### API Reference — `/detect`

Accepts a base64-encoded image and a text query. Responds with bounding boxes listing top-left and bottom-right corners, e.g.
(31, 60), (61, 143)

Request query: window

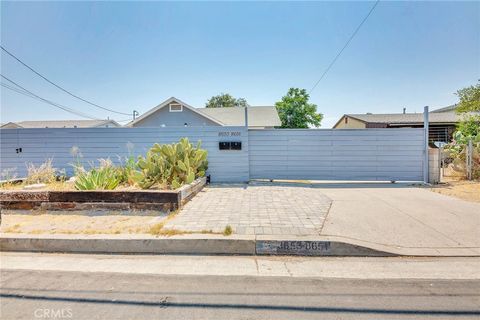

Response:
(345, 117), (348, 124)
(169, 103), (183, 112)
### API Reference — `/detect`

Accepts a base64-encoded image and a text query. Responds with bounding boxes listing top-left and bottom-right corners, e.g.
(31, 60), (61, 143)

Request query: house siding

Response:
(132, 106), (220, 127)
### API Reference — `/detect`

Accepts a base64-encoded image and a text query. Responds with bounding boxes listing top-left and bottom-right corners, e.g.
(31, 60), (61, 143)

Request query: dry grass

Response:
(25, 159), (57, 184)
(0, 180), (74, 191)
(223, 225), (233, 236)
(430, 180), (480, 202)
(0, 214), (158, 235)
(147, 210), (226, 237)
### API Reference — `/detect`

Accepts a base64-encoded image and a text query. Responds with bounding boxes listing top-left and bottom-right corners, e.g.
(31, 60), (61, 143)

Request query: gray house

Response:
(127, 97), (281, 128)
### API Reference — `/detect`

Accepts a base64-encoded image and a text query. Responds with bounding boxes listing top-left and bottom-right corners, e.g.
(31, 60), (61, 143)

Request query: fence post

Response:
(439, 145), (444, 182)
(467, 139), (473, 180)
(423, 106), (429, 183)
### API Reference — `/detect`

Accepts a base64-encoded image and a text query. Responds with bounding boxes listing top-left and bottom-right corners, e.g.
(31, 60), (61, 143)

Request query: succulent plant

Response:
(134, 138), (208, 189)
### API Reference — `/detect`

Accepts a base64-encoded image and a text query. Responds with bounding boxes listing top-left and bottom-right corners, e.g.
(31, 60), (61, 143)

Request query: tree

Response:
(205, 93), (248, 108)
(456, 81), (480, 113)
(275, 88), (323, 128)
(456, 114), (480, 140)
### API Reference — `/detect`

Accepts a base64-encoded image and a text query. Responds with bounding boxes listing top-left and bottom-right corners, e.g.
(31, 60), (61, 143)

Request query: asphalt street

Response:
(1, 267), (479, 320)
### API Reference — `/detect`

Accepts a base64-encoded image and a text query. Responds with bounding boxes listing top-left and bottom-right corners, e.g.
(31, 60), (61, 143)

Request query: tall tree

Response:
(456, 81), (480, 113)
(205, 93), (248, 108)
(275, 88), (323, 128)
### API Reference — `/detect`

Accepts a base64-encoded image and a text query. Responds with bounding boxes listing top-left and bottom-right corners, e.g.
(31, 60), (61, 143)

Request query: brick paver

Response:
(165, 183), (332, 235)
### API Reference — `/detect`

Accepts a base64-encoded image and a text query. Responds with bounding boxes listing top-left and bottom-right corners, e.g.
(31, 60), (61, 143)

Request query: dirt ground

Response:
(0, 212), (167, 235)
(430, 180), (480, 203)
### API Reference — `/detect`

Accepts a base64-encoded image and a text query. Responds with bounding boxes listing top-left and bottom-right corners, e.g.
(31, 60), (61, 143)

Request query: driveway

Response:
(317, 183), (480, 255)
(166, 182), (480, 255)
(165, 183), (332, 235)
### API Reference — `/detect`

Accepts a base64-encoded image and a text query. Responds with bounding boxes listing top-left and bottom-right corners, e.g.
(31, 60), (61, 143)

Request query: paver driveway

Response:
(165, 184), (332, 235)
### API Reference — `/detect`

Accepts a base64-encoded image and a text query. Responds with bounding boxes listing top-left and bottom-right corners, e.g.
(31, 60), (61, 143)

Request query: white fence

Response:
(0, 127), (426, 182)
(249, 128), (425, 181)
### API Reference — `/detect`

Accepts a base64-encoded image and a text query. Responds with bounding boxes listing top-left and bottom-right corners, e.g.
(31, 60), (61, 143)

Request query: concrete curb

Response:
(2, 233), (478, 256)
(0, 234), (255, 255)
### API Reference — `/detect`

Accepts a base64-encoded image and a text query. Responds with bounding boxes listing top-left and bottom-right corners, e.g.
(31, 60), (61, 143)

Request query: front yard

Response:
(1, 212), (165, 235)
(430, 180), (480, 203)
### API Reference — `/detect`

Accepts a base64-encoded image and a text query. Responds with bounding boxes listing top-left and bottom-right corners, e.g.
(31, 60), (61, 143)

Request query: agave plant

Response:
(74, 164), (121, 190)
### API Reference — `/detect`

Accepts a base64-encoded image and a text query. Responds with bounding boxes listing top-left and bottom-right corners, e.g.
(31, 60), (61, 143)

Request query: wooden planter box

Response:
(0, 177), (206, 212)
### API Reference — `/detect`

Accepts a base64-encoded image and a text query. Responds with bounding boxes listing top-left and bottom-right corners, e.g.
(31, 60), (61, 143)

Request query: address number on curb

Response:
(256, 241), (332, 255)
(278, 241), (331, 251)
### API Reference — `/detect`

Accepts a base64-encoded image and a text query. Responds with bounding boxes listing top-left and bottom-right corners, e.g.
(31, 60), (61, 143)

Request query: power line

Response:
(1, 75), (100, 120)
(1, 82), (99, 120)
(0, 45), (131, 116)
(1, 80), (99, 120)
(309, 0), (380, 94)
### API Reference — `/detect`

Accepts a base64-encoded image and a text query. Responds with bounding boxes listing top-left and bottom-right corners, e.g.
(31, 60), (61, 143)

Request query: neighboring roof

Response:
(431, 104), (457, 113)
(0, 119), (120, 129)
(127, 97), (225, 127)
(338, 111), (478, 127)
(199, 106), (281, 127)
(127, 97), (282, 127)
(0, 122), (22, 129)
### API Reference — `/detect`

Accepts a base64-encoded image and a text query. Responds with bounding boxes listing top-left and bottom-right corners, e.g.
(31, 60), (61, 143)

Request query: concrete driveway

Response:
(317, 183), (480, 256)
(167, 182), (480, 256)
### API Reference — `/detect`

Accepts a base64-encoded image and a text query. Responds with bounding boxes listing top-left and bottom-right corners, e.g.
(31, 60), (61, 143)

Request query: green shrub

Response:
(74, 162), (121, 190)
(445, 121), (480, 179)
(134, 138), (208, 189)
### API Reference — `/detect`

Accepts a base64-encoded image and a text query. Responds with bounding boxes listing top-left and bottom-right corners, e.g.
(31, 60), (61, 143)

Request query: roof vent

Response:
(169, 103), (183, 112)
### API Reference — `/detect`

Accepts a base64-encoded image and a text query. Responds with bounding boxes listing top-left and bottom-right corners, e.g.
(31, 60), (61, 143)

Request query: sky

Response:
(1, 1), (479, 128)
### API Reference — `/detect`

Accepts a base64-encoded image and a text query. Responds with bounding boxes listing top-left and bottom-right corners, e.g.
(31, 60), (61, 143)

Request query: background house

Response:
(0, 119), (120, 129)
(332, 105), (478, 143)
(127, 97), (281, 129)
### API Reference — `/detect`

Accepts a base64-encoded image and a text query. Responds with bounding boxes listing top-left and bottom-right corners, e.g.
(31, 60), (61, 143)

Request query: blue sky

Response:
(1, 1), (479, 128)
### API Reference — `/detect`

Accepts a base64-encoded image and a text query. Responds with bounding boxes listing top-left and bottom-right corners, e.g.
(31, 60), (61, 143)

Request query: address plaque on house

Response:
(218, 131), (241, 137)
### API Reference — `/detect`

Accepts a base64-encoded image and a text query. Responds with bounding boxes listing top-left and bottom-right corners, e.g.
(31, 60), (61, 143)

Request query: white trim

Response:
(126, 97), (225, 127)
(169, 103), (183, 112)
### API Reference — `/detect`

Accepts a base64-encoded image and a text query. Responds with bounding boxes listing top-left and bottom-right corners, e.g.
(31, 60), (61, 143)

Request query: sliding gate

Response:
(248, 128), (425, 181)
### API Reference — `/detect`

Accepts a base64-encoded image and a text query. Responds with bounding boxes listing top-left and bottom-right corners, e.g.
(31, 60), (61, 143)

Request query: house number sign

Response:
(256, 241), (332, 256)
(218, 132), (241, 137)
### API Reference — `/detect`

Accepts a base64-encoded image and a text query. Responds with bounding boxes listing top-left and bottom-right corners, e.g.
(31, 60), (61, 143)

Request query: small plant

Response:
(25, 159), (56, 184)
(74, 161), (121, 190)
(223, 225), (233, 236)
(70, 146), (84, 175)
(0, 167), (18, 189)
(116, 154), (137, 186)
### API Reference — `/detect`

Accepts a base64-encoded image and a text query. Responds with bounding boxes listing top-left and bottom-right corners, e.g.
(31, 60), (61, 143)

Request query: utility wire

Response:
(309, 0), (380, 94)
(1, 75), (100, 120)
(1, 45), (131, 116)
(1, 82), (99, 120)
